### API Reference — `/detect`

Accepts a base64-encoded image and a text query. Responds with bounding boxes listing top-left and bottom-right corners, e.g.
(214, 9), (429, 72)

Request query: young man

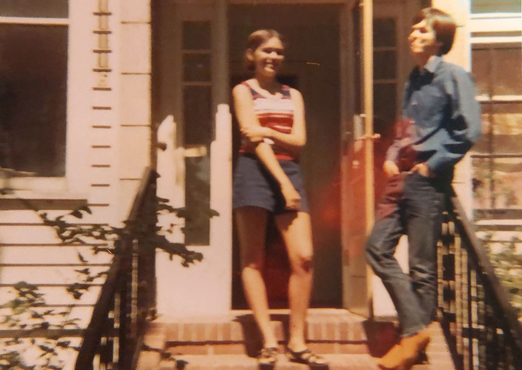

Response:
(365, 8), (482, 370)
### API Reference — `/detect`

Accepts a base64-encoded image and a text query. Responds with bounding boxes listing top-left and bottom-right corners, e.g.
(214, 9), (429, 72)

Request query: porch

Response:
(136, 308), (454, 370)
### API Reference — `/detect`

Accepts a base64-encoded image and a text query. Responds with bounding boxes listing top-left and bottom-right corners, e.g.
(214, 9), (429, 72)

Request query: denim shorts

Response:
(233, 153), (309, 214)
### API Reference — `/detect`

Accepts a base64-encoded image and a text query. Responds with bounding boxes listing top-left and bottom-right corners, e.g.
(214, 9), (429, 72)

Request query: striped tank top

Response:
(240, 81), (296, 161)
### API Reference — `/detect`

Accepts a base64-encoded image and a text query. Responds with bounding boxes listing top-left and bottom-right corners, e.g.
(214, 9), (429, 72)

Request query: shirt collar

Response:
(411, 55), (442, 78)
(424, 55), (442, 73)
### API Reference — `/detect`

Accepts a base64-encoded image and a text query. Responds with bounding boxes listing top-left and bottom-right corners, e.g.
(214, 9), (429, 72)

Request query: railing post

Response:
(437, 188), (522, 370)
(75, 169), (155, 370)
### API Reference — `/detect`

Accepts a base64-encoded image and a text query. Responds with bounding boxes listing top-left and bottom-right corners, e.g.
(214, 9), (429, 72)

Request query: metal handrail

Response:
(438, 186), (522, 369)
(75, 167), (157, 370)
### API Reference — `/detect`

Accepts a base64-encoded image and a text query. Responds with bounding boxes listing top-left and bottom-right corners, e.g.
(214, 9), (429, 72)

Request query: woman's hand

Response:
(241, 126), (271, 144)
(280, 182), (301, 210)
(383, 160), (400, 177)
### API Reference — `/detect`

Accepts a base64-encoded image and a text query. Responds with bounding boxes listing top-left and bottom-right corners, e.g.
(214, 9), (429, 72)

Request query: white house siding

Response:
(0, 0), (152, 341)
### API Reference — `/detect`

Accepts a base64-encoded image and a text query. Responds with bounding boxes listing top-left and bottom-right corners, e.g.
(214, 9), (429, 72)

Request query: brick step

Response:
(167, 341), (369, 356)
(145, 309), (406, 357)
(138, 316), (455, 370)
(156, 353), (380, 370)
(155, 309), (369, 343)
(148, 353), (446, 370)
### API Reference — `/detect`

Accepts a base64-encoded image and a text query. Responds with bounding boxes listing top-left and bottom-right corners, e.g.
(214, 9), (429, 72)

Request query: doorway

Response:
(151, 0), (413, 316)
(229, 4), (343, 308)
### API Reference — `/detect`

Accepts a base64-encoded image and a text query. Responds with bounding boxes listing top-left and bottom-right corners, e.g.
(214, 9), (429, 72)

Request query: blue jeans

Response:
(366, 172), (446, 337)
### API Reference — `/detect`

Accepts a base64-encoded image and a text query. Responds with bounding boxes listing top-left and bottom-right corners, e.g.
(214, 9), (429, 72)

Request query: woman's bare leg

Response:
(274, 211), (314, 351)
(236, 206), (278, 348)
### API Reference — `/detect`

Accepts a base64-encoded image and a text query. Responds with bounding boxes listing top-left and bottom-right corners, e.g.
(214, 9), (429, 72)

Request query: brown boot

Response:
(398, 328), (431, 370)
(377, 343), (403, 370)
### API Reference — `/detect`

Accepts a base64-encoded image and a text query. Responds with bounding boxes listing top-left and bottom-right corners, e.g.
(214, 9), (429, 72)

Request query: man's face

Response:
(408, 19), (441, 58)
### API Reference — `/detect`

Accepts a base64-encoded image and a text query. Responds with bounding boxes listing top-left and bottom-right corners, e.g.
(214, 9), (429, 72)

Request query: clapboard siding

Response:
(87, 184), (115, 205)
(0, 210), (49, 224)
(0, 266), (110, 285)
(0, 209), (113, 225)
(0, 286), (102, 307)
(0, 225), (61, 245)
(89, 147), (113, 167)
(0, 246), (113, 265)
(89, 168), (114, 189)
(0, 5), (153, 364)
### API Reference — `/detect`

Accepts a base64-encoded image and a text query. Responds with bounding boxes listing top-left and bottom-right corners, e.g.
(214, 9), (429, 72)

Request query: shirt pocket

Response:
(415, 85), (447, 124)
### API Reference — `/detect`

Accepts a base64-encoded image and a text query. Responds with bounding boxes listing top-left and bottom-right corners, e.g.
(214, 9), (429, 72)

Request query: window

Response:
(471, 43), (522, 209)
(373, 17), (398, 127)
(472, 0), (522, 14)
(182, 21), (212, 245)
(0, 1), (68, 177)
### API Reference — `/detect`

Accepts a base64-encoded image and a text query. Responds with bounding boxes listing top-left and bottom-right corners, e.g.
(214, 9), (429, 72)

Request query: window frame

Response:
(0, 3), (91, 199)
(471, 0), (522, 15)
(470, 5), (522, 209)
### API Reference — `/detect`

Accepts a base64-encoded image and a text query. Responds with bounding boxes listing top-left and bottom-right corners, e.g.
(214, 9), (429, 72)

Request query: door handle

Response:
(355, 133), (380, 141)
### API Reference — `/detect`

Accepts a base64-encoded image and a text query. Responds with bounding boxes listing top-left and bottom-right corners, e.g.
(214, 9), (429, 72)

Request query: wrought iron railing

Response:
(75, 167), (157, 370)
(438, 187), (522, 370)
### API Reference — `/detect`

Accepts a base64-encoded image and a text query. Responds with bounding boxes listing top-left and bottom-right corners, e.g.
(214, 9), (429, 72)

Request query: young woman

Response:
(232, 29), (327, 367)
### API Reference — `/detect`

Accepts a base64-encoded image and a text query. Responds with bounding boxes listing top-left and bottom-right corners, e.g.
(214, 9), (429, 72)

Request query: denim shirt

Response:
(386, 56), (482, 176)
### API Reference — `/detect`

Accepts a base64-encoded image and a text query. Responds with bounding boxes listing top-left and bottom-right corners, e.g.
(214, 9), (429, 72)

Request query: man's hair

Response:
(244, 29), (283, 71)
(413, 8), (456, 55)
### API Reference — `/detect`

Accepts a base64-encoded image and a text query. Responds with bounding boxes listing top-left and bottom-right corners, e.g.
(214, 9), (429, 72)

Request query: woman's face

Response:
(251, 37), (284, 78)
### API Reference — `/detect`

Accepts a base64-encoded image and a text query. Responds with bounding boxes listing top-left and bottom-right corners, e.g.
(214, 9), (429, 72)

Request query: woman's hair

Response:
(244, 29), (283, 71)
(412, 7), (456, 55)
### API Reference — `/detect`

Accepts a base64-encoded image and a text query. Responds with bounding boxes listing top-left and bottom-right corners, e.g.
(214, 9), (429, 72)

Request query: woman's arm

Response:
(232, 83), (301, 210)
(240, 88), (306, 157)
(268, 88), (306, 156)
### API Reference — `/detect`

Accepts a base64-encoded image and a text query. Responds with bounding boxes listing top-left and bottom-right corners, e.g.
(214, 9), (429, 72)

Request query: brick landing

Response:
(137, 309), (455, 370)
(158, 309), (373, 357)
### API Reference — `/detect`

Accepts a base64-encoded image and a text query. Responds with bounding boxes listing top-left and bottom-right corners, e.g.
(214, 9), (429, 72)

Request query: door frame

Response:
(225, 0), (376, 312)
(225, 0), (375, 312)
(339, 0), (377, 317)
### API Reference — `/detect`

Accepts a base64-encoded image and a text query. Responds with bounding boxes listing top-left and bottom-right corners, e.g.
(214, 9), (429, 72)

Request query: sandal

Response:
(258, 347), (278, 365)
(285, 347), (328, 367)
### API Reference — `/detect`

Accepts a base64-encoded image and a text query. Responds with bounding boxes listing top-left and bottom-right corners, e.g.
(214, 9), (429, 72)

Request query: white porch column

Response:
(155, 0), (232, 319)
(208, 0), (232, 314)
(155, 107), (232, 319)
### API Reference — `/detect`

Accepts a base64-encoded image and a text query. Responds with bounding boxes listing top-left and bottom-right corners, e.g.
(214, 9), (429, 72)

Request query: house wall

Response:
(0, 0), (492, 345)
(0, 0), (152, 353)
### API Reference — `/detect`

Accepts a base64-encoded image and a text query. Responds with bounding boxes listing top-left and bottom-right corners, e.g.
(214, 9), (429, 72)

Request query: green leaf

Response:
(38, 345), (54, 353)
(40, 322), (50, 329)
(77, 253), (87, 263)
(74, 268), (90, 275)
(56, 340), (71, 348)
(80, 205), (92, 214)
(70, 210), (83, 219)
(156, 196), (170, 203)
